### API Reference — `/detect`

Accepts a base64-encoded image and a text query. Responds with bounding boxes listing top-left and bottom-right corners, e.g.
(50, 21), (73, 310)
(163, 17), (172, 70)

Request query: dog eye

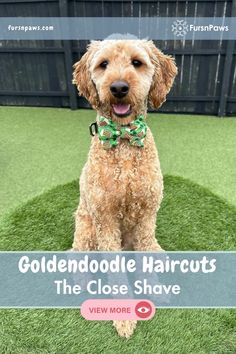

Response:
(132, 59), (142, 68)
(99, 60), (108, 69)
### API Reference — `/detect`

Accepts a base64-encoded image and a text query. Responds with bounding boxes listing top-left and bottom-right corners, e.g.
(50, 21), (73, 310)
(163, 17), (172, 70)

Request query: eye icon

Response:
(137, 306), (149, 314)
(135, 301), (153, 319)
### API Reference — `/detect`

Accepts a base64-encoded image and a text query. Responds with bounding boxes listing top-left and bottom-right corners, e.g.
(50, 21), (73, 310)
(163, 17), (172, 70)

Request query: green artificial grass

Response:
(0, 106), (236, 219)
(0, 176), (235, 353)
(0, 106), (236, 353)
(0, 176), (236, 252)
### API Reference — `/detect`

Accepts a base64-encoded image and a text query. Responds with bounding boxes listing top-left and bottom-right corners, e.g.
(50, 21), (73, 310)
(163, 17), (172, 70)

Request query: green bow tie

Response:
(98, 115), (147, 149)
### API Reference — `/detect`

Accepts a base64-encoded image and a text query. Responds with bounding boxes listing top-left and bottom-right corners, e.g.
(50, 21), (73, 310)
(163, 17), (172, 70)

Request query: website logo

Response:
(172, 20), (188, 37)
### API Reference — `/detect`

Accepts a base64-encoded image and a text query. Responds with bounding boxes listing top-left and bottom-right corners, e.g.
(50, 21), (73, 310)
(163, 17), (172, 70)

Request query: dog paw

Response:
(113, 320), (137, 338)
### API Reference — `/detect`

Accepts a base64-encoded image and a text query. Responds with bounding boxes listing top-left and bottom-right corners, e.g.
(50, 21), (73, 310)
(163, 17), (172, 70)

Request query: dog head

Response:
(73, 39), (177, 124)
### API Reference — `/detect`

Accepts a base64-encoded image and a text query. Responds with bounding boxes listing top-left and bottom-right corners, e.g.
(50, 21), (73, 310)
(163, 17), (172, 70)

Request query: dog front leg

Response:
(73, 202), (97, 251)
(94, 215), (121, 251)
(94, 216), (137, 337)
(114, 213), (162, 338)
(133, 213), (163, 251)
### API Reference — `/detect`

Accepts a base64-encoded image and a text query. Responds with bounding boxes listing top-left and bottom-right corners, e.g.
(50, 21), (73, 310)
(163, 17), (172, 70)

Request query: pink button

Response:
(81, 299), (155, 320)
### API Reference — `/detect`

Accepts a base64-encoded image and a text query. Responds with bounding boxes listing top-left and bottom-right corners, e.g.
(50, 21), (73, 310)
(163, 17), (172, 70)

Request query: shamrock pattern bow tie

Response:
(97, 115), (147, 149)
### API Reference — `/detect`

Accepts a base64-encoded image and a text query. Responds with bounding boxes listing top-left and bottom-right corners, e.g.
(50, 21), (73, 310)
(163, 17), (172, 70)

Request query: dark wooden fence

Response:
(0, 0), (235, 116)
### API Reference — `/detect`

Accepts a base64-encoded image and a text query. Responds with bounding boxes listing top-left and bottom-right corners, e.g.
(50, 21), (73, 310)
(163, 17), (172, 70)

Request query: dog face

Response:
(73, 40), (177, 124)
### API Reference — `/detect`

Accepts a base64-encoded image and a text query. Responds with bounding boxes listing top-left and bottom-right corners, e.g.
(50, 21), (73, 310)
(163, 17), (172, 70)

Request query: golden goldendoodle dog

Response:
(72, 38), (177, 337)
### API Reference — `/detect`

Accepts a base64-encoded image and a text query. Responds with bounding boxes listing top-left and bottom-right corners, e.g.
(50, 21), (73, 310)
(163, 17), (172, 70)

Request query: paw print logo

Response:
(172, 20), (188, 37)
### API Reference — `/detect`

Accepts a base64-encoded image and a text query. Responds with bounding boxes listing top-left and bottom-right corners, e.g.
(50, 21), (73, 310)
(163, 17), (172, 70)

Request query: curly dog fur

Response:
(72, 39), (177, 337)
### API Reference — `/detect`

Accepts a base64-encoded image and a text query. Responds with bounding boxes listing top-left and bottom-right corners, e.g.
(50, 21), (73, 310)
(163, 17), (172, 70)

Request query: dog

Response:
(72, 38), (177, 337)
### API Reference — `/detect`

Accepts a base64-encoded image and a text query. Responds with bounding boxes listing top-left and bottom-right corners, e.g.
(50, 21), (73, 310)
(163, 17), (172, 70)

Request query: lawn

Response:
(0, 106), (236, 217)
(0, 107), (236, 354)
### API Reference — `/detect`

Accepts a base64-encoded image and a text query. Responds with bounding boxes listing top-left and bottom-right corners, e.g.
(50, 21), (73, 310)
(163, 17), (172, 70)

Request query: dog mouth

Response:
(112, 103), (132, 118)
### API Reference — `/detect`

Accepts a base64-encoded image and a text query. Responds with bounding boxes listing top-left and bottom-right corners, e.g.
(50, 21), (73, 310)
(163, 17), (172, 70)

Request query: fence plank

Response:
(59, 0), (77, 109)
(218, 0), (236, 116)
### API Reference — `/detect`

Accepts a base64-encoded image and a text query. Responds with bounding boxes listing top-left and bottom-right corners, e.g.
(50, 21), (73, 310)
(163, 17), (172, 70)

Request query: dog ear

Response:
(146, 41), (178, 109)
(73, 41), (100, 109)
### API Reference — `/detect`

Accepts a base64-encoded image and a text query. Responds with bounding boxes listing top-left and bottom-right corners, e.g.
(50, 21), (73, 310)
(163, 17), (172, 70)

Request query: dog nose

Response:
(110, 81), (129, 98)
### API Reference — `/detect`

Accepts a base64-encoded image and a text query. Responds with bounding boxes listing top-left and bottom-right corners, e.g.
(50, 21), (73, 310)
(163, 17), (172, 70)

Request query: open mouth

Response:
(112, 103), (132, 118)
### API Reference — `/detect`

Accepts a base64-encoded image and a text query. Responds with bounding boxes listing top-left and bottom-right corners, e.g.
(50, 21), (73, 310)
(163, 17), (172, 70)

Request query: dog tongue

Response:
(112, 104), (130, 115)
